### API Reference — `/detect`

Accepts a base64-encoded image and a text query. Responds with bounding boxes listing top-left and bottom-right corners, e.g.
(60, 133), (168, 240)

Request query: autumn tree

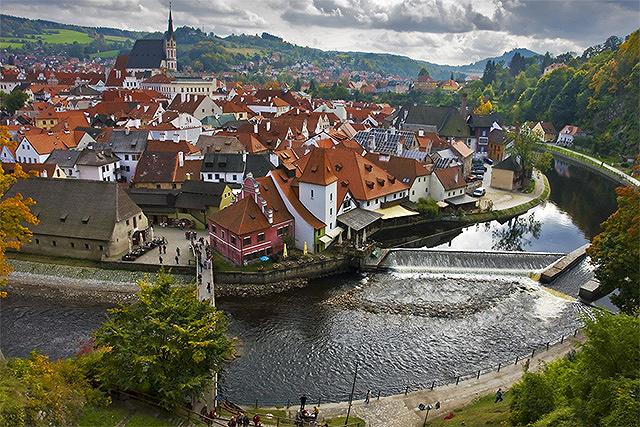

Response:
(474, 97), (493, 115)
(0, 127), (38, 292)
(587, 186), (640, 313)
(94, 272), (233, 409)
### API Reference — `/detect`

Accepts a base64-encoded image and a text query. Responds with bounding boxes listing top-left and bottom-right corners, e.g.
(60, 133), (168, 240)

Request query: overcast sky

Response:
(4, 0), (639, 65)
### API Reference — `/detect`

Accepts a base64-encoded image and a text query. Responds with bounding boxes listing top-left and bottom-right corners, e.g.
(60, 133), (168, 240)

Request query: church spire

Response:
(166, 1), (174, 40)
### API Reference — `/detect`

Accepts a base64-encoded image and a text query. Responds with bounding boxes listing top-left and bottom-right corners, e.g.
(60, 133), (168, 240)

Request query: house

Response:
(365, 153), (432, 203)
(147, 111), (202, 143)
(100, 129), (149, 182)
(413, 75), (438, 92)
(466, 112), (503, 153)
(556, 125), (585, 146)
(45, 149), (82, 178)
(195, 134), (246, 155)
(167, 94), (221, 121)
(491, 156), (524, 191)
(431, 166), (467, 201)
(2, 162), (66, 179)
(531, 121), (557, 143)
(1, 139), (17, 163)
(487, 129), (512, 162)
(200, 152), (275, 185)
(353, 128), (427, 161)
(75, 148), (121, 182)
(133, 151), (201, 189)
(451, 140), (474, 176)
(16, 132), (81, 164)
(544, 63), (567, 75)
(208, 174), (294, 265)
(3, 178), (149, 260)
(392, 104), (471, 144)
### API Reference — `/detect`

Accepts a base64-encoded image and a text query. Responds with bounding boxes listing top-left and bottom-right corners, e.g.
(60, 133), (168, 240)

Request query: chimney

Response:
(266, 121), (271, 131)
(253, 123), (258, 134)
(266, 208), (273, 224)
(460, 93), (467, 118)
(178, 151), (184, 167)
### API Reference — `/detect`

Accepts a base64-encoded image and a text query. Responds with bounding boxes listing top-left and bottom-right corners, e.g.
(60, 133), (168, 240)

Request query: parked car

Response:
(472, 187), (486, 197)
(473, 173), (485, 181)
(484, 158), (494, 165)
(121, 253), (136, 261)
(472, 165), (488, 173)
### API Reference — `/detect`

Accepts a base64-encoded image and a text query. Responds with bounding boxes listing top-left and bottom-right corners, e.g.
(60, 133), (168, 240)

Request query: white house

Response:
(76, 149), (121, 182)
(430, 166), (466, 201)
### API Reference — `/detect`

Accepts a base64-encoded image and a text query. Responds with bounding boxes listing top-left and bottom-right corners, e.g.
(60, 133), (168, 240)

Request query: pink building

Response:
(208, 174), (294, 265)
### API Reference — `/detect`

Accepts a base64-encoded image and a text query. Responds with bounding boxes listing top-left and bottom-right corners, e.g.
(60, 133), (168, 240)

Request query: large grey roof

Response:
(76, 149), (120, 166)
(337, 208), (382, 231)
(202, 153), (245, 173)
(45, 149), (82, 169)
(103, 129), (149, 153)
(353, 128), (416, 154)
(245, 153), (275, 178)
(397, 105), (471, 137)
(127, 39), (167, 69)
(4, 178), (141, 241)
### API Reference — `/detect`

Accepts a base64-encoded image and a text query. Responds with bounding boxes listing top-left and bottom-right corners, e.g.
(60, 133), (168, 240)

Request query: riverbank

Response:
(539, 144), (639, 187)
(306, 335), (584, 427)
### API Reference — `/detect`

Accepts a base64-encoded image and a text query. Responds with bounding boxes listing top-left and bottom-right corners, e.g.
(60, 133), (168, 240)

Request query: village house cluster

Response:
(0, 8), (575, 266)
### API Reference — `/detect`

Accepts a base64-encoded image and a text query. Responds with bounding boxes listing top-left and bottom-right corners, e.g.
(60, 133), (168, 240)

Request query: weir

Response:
(378, 249), (565, 275)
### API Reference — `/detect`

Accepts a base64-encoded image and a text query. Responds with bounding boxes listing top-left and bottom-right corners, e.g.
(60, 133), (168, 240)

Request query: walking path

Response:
(317, 335), (583, 427)
(544, 145), (640, 187)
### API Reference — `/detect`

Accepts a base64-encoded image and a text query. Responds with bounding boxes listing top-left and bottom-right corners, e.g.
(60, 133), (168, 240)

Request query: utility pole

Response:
(344, 359), (359, 426)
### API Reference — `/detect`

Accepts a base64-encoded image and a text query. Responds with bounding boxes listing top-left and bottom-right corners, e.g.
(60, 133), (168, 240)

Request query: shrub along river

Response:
(0, 158), (619, 404)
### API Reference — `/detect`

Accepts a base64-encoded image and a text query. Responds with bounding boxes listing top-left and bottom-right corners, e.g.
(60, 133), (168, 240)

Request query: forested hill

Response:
(462, 31), (639, 157)
(0, 14), (537, 79)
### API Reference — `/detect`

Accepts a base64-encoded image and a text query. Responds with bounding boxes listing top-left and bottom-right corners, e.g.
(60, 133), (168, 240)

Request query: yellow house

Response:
(531, 121), (557, 143)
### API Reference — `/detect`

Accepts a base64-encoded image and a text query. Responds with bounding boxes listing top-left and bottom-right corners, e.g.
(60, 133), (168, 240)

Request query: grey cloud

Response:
(280, 0), (499, 33)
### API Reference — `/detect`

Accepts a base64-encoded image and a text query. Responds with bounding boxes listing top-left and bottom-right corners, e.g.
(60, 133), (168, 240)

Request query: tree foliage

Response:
(474, 97), (493, 115)
(0, 127), (38, 290)
(415, 197), (439, 217)
(587, 186), (640, 313)
(0, 352), (106, 426)
(93, 272), (233, 409)
(507, 126), (553, 178)
(510, 311), (640, 426)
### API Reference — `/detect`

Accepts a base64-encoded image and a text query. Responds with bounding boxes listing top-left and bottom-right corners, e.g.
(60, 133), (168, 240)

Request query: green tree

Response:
(507, 126), (553, 179)
(416, 197), (439, 217)
(94, 272), (233, 409)
(418, 67), (430, 77)
(587, 186), (640, 313)
(510, 372), (555, 425)
(2, 90), (28, 114)
(482, 60), (497, 85)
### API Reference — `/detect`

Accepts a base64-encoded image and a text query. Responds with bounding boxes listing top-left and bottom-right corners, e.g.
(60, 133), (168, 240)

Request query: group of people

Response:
(226, 412), (261, 427)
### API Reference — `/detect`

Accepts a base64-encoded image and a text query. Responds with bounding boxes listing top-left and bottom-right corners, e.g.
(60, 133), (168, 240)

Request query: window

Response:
(156, 184), (161, 189)
(232, 174), (237, 180)
(310, 189), (314, 198)
(278, 226), (289, 236)
(330, 192), (333, 201)
(211, 225), (217, 233)
(126, 219), (130, 226)
(52, 240), (56, 247)
(257, 233), (265, 242)
(329, 208), (332, 215)
(214, 173), (220, 180)
(35, 238), (40, 244)
(243, 236), (251, 246)
(70, 242), (75, 248)
(124, 154), (129, 160)
(99, 245), (104, 251)
(207, 173), (213, 180)
(230, 236), (236, 245)
(85, 243), (90, 249)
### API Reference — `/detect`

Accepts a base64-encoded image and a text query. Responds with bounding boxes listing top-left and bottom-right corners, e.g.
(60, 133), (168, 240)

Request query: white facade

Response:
(141, 78), (220, 101)
(200, 170), (243, 185)
(117, 152), (142, 182)
(77, 161), (120, 182)
(0, 80), (21, 94)
(429, 175), (465, 201)
(298, 180), (338, 231)
(1, 146), (16, 163)
(408, 175), (430, 203)
(16, 137), (50, 164)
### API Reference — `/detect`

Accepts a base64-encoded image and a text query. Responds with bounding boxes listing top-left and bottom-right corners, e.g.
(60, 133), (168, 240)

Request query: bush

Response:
(416, 197), (439, 217)
(510, 372), (555, 425)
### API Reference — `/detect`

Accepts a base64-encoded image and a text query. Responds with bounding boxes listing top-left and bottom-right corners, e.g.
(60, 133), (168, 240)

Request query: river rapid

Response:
(0, 158), (619, 404)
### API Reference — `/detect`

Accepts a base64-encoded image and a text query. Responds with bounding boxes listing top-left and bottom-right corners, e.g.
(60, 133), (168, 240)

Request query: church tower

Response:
(165, 3), (177, 72)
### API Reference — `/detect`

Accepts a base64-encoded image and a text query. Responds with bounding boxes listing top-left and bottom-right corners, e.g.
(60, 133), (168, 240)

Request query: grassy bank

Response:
(540, 144), (638, 187)
(427, 393), (512, 426)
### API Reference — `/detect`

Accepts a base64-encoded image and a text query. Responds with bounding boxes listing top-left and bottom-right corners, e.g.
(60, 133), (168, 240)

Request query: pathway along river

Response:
(1, 158), (619, 405)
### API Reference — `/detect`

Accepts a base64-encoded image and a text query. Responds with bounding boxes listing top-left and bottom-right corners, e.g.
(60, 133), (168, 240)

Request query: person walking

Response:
(242, 413), (250, 427)
(252, 413), (260, 426)
(175, 255), (179, 265)
(300, 394), (307, 411)
(365, 389), (371, 404)
(176, 247), (181, 257)
(162, 244), (167, 254)
(159, 255), (163, 264)
(207, 283), (211, 294)
(228, 416), (237, 427)
(495, 388), (503, 403)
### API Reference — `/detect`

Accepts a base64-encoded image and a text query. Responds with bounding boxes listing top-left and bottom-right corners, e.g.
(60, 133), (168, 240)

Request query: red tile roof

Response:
(209, 196), (270, 235)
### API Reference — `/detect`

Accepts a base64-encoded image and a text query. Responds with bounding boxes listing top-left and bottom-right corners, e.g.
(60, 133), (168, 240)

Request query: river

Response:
(0, 158), (620, 405)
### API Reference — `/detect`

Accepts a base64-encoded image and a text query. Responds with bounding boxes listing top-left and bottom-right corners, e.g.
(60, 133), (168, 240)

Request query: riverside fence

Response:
(222, 328), (583, 409)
